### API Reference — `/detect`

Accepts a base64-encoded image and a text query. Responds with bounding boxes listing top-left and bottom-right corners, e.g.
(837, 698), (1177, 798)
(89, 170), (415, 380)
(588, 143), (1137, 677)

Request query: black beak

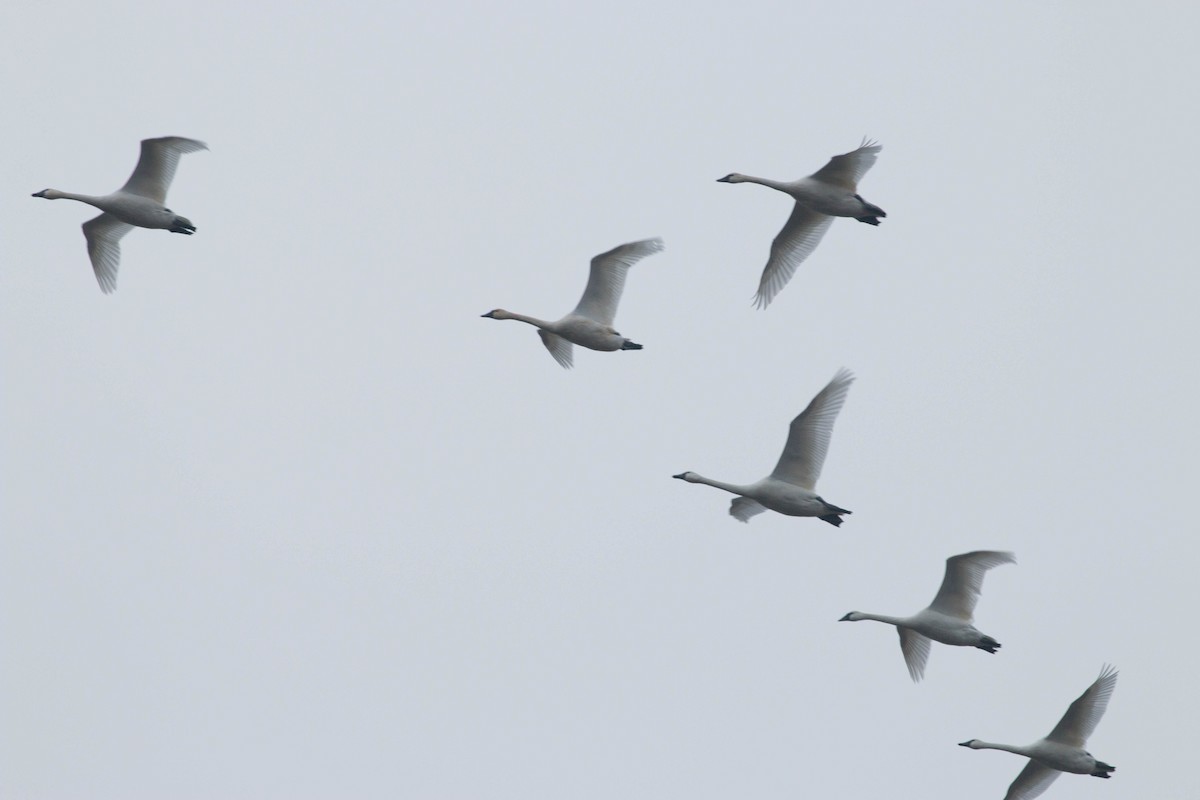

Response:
(957, 741), (973, 748)
(671, 473), (686, 479)
(715, 176), (731, 183)
(31, 190), (45, 197)
(838, 614), (852, 622)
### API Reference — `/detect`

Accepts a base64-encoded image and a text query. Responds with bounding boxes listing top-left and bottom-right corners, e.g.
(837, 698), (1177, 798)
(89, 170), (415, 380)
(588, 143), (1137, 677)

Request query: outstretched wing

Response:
(119, 136), (207, 204)
(928, 551), (1016, 620)
(898, 627), (932, 683)
(1046, 665), (1118, 747)
(808, 138), (882, 191)
(729, 497), (768, 523)
(768, 368), (855, 489)
(1003, 760), (1061, 800)
(572, 238), (664, 326)
(753, 204), (833, 309)
(81, 213), (133, 294)
(537, 329), (574, 369)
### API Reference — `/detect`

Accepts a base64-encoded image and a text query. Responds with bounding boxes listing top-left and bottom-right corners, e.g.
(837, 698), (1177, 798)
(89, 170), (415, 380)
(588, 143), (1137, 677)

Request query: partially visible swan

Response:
(33, 136), (208, 293)
(482, 238), (663, 369)
(960, 665), (1118, 800)
(718, 139), (885, 308)
(839, 550), (1015, 682)
(673, 368), (853, 525)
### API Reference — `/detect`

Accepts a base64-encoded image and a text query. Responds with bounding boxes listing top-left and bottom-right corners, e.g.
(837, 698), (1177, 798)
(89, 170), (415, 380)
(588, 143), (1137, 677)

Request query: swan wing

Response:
(753, 205), (833, 309)
(729, 497), (767, 523)
(928, 551), (1016, 620)
(1046, 664), (1118, 747)
(1003, 760), (1060, 800)
(119, 136), (207, 204)
(537, 329), (574, 369)
(768, 368), (855, 489)
(898, 627), (931, 683)
(808, 138), (882, 191)
(81, 213), (133, 294)
(572, 237), (663, 326)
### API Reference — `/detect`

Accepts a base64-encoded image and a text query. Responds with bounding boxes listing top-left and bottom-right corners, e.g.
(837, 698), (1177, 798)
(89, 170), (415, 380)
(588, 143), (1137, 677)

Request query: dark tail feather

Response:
(1092, 762), (1115, 778)
(976, 637), (1001, 654)
(818, 514), (844, 527)
(621, 340), (643, 350)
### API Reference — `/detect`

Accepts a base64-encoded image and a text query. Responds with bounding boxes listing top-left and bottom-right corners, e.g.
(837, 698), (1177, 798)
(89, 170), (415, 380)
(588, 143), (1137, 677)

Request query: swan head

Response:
(672, 471), (700, 482)
(716, 173), (747, 184)
(32, 189), (61, 199)
(838, 612), (864, 622)
(958, 740), (982, 748)
(481, 309), (511, 320)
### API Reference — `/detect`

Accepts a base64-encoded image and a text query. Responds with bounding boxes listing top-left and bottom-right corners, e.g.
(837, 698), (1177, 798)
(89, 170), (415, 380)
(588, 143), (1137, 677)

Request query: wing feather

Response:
(1003, 760), (1060, 800)
(898, 627), (932, 683)
(572, 237), (663, 325)
(119, 136), (207, 204)
(928, 551), (1016, 620)
(537, 329), (574, 369)
(1046, 665), (1118, 747)
(768, 368), (854, 489)
(808, 138), (882, 191)
(729, 497), (768, 523)
(753, 205), (832, 309)
(81, 213), (133, 294)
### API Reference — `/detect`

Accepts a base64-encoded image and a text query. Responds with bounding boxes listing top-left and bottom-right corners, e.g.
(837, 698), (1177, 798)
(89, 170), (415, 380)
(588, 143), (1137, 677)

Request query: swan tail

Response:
(976, 636), (1001, 654)
(853, 197), (886, 225)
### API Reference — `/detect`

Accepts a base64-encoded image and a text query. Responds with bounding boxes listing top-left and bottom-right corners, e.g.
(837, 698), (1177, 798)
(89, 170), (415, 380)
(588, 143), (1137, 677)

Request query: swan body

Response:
(673, 368), (854, 526)
(718, 139), (885, 308)
(960, 665), (1118, 800)
(33, 136), (208, 293)
(482, 237), (663, 369)
(840, 550), (1015, 682)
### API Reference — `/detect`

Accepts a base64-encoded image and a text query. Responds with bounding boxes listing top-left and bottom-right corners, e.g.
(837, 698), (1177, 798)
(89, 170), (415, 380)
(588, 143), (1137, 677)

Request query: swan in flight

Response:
(673, 368), (853, 525)
(959, 665), (1118, 800)
(33, 136), (208, 293)
(482, 238), (663, 369)
(839, 550), (1015, 681)
(718, 139), (885, 308)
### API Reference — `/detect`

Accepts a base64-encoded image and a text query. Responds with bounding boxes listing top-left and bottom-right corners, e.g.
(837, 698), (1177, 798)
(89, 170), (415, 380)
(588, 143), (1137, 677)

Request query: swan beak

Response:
(31, 190), (46, 197)
(715, 175), (733, 183)
(957, 741), (973, 747)
(838, 613), (853, 622)
(671, 473), (686, 480)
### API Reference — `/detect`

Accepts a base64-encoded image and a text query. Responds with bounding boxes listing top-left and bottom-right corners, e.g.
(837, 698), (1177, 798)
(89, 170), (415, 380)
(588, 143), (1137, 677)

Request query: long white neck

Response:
(853, 612), (910, 628)
(968, 741), (1030, 757)
(686, 473), (753, 496)
(43, 190), (108, 208)
(499, 311), (555, 331)
(732, 174), (796, 194)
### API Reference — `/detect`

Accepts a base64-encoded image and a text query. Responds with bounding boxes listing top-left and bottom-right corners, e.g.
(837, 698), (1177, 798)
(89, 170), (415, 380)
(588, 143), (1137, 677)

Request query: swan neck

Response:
(688, 474), (750, 496)
(54, 190), (106, 206)
(504, 311), (553, 329)
(737, 175), (795, 194)
(855, 612), (908, 627)
(971, 741), (1028, 756)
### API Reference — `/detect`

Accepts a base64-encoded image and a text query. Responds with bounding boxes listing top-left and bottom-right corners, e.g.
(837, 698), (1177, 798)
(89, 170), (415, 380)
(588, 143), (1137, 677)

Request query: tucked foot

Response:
(976, 637), (1001, 654)
(855, 216), (883, 226)
(621, 340), (643, 350)
(818, 514), (845, 527)
(170, 225), (196, 235)
(1091, 762), (1115, 778)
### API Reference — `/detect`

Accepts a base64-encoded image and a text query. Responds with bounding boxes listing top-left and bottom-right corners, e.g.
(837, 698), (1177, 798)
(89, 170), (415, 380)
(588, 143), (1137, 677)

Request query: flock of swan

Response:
(33, 137), (1116, 799)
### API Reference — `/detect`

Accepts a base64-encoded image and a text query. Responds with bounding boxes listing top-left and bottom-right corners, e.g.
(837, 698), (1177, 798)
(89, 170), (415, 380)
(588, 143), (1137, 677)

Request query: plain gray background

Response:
(3, 2), (1195, 798)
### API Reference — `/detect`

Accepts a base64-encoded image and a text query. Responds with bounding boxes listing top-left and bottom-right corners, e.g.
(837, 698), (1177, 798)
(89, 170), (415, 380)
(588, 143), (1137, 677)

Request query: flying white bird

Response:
(839, 550), (1015, 681)
(33, 136), (208, 293)
(482, 238), (663, 369)
(718, 139), (885, 308)
(673, 368), (854, 526)
(959, 665), (1118, 800)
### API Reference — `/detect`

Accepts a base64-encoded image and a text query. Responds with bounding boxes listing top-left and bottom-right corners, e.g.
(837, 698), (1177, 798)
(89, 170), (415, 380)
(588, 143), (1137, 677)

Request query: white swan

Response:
(33, 136), (208, 293)
(482, 238), (663, 369)
(959, 665), (1118, 800)
(839, 550), (1015, 682)
(673, 368), (853, 525)
(718, 139), (885, 308)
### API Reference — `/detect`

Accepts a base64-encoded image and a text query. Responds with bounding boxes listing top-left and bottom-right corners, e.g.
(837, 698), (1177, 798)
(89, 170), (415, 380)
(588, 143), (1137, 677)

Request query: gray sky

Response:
(3, 2), (1196, 798)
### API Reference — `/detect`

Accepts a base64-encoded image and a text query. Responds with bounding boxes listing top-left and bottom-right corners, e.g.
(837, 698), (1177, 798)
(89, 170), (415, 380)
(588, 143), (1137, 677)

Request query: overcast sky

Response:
(3, 2), (1197, 798)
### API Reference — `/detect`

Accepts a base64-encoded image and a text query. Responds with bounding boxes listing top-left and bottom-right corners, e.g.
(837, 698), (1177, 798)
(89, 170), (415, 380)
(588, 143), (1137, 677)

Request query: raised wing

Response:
(119, 136), (207, 204)
(572, 237), (664, 326)
(537, 329), (574, 369)
(898, 627), (931, 683)
(808, 138), (882, 191)
(82, 213), (133, 294)
(729, 497), (768, 523)
(1046, 664), (1118, 747)
(1003, 760), (1061, 800)
(753, 204), (833, 309)
(768, 368), (855, 489)
(928, 551), (1016, 620)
